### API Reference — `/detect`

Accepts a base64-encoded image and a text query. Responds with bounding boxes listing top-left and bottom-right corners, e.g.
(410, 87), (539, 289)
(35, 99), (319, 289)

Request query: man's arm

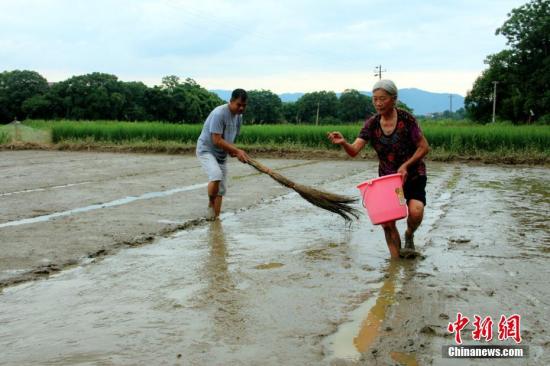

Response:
(211, 133), (249, 162)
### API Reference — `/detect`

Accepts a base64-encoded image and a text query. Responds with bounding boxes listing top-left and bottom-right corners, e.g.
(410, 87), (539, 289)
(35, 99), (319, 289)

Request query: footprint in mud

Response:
(304, 248), (332, 261)
(448, 236), (472, 245)
(254, 262), (284, 270)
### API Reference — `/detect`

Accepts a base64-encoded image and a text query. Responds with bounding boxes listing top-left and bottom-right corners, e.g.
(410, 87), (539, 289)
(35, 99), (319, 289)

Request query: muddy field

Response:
(0, 150), (548, 365)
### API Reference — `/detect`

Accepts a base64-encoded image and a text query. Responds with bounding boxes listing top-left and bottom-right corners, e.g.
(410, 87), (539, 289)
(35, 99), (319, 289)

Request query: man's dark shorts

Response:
(404, 175), (427, 206)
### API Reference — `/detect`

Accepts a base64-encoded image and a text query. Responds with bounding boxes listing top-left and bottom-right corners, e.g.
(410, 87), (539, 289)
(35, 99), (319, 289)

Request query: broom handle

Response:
(246, 158), (270, 174)
(246, 158), (296, 189)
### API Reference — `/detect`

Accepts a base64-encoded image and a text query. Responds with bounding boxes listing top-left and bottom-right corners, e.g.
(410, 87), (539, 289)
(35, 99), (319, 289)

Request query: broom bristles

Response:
(247, 158), (360, 221)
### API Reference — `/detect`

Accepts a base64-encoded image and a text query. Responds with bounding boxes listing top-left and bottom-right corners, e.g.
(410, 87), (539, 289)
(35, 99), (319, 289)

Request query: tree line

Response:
(0, 70), (414, 125)
(465, 0), (549, 124)
(246, 89), (411, 124)
(0, 72), (224, 124)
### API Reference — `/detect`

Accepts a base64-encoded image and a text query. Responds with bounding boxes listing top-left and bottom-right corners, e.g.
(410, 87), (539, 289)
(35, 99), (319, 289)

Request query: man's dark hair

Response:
(231, 88), (247, 101)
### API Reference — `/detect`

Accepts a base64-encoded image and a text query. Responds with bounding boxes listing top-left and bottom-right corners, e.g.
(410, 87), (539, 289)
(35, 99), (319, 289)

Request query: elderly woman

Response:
(328, 80), (430, 259)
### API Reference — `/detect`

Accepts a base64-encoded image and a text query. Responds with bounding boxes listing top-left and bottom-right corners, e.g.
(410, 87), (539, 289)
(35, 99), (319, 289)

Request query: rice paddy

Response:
(5, 119), (550, 163)
(0, 130), (9, 144)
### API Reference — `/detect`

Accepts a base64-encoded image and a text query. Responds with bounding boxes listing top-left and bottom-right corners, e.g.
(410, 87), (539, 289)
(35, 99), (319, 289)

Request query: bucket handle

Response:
(360, 181), (372, 208)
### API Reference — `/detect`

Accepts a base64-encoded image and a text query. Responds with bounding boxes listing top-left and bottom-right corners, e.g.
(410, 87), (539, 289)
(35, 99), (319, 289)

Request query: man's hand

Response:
(327, 131), (346, 145)
(235, 149), (250, 163)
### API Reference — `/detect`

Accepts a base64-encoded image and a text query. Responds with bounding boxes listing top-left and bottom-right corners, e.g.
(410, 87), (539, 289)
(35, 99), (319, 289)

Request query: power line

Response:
(374, 65), (386, 80)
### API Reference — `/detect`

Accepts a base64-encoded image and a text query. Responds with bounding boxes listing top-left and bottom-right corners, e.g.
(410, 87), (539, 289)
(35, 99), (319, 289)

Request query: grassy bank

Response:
(0, 130), (9, 144)
(0, 123), (51, 144)
(6, 120), (550, 164)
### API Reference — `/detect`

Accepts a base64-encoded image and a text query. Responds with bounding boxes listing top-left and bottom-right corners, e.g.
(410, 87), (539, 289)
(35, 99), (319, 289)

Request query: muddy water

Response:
(362, 164), (550, 365)
(0, 163), (548, 365)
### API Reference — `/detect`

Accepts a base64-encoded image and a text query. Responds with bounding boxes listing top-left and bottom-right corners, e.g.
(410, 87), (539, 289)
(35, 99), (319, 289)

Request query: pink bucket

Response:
(356, 173), (408, 225)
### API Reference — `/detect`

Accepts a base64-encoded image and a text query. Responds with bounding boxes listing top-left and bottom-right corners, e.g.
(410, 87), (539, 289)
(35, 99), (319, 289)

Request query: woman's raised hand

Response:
(327, 131), (345, 145)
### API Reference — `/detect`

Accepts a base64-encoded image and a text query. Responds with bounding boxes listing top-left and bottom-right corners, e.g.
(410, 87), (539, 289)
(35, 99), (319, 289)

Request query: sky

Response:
(0, 0), (528, 96)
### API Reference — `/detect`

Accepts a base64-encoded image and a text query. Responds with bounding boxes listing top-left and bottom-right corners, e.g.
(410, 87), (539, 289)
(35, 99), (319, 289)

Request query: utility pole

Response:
(449, 94), (453, 113)
(492, 81), (498, 123)
(315, 100), (320, 126)
(374, 65), (386, 80)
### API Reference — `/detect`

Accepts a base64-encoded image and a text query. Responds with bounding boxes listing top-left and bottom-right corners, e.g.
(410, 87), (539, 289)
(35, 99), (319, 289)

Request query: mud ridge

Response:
(2, 143), (548, 165)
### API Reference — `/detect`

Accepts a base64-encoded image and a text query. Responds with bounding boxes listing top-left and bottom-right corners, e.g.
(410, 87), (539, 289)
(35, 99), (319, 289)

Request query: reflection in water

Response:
(353, 260), (400, 353)
(326, 260), (406, 361)
(206, 220), (230, 279)
(202, 220), (246, 343)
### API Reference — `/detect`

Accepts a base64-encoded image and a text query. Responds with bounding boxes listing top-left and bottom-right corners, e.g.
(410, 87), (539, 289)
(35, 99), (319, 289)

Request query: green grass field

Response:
(6, 119), (550, 163)
(0, 123), (50, 144)
(0, 130), (9, 144)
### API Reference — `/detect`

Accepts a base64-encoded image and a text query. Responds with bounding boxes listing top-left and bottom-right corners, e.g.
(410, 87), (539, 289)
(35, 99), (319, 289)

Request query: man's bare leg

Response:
(213, 195), (223, 218)
(207, 181), (221, 219)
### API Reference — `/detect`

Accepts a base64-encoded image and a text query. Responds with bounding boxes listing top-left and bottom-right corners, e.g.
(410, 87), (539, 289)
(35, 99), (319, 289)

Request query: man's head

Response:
(228, 88), (248, 115)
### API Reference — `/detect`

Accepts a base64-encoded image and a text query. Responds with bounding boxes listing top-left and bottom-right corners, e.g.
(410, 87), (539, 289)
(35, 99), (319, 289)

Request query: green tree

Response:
(465, 0), (550, 123)
(179, 78), (224, 123)
(120, 81), (150, 121)
(338, 89), (374, 122)
(152, 76), (223, 123)
(282, 102), (299, 123)
(465, 51), (516, 122)
(296, 91), (339, 124)
(244, 89), (283, 124)
(144, 86), (175, 121)
(48, 72), (126, 120)
(0, 70), (49, 122)
(22, 95), (52, 119)
(161, 75), (181, 92)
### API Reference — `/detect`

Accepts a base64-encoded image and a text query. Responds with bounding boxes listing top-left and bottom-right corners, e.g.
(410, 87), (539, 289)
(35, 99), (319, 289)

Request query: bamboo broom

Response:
(247, 158), (360, 221)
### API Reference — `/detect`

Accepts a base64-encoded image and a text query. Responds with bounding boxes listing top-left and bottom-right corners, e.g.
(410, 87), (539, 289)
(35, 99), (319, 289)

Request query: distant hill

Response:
(210, 89), (232, 101)
(210, 88), (465, 115)
(398, 88), (464, 115)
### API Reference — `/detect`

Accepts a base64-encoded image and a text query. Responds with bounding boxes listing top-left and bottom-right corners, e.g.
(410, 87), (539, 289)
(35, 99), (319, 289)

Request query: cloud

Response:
(0, 0), (527, 94)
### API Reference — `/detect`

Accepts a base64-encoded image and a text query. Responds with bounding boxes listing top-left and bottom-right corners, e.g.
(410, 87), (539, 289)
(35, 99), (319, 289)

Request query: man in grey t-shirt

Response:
(196, 89), (250, 220)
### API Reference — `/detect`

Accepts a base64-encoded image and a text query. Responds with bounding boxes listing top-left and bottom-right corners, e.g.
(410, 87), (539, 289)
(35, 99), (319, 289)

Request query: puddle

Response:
(390, 351), (419, 366)
(0, 183), (207, 228)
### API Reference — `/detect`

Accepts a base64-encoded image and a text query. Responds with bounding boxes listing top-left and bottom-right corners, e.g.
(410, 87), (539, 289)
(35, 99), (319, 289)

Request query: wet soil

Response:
(0, 150), (548, 365)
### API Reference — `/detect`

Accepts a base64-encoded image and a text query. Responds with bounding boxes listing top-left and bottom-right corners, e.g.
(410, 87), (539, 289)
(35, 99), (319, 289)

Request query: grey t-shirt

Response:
(196, 104), (242, 162)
